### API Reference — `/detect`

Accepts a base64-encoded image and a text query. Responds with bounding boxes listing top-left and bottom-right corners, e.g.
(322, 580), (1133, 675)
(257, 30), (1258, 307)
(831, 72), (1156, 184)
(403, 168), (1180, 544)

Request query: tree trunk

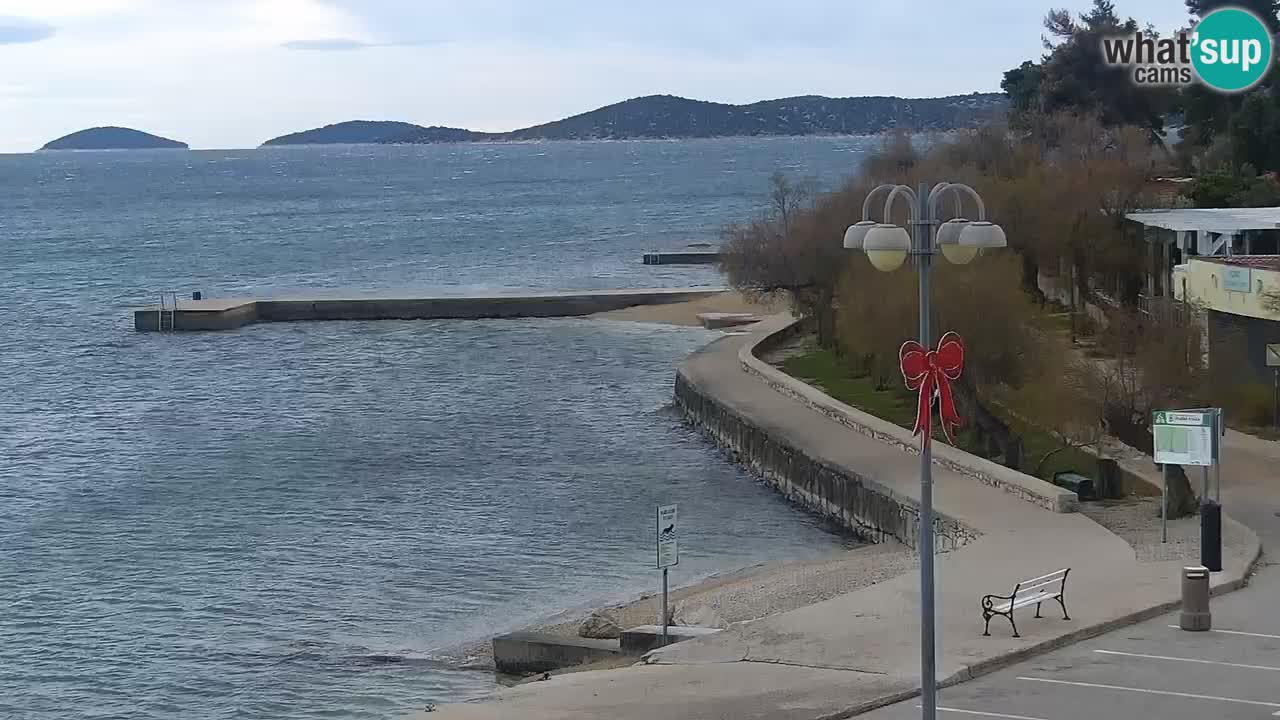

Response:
(1103, 402), (1153, 455)
(954, 380), (1022, 469)
(1021, 254), (1046, 303)
(1162, 464), (1200, 519)
(814, 292), (835, 348)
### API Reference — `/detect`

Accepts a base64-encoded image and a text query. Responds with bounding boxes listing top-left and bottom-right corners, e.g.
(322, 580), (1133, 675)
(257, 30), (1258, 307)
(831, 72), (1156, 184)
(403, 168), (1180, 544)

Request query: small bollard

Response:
(1180, 565), (1211, 631)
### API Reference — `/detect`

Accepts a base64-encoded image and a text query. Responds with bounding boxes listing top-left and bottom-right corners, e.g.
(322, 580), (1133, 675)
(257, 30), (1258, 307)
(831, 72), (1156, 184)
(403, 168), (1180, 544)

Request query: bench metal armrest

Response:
(981, 593), (1014, 613)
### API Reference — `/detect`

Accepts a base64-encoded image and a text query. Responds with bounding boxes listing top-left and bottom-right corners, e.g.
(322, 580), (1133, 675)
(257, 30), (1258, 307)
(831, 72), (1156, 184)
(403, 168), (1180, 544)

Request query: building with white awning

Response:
(1126, 207), (1280, 304)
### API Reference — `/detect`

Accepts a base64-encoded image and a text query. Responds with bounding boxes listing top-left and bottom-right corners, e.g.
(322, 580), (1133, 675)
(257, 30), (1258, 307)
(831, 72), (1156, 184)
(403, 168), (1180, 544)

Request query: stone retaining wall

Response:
(673, 371), (977, 552)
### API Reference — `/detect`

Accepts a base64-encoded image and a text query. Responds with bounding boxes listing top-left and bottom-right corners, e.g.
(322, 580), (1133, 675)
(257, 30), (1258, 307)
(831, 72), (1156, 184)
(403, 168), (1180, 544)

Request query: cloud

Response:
(0, 15), (55, 44)
(281, 37), (376, 51)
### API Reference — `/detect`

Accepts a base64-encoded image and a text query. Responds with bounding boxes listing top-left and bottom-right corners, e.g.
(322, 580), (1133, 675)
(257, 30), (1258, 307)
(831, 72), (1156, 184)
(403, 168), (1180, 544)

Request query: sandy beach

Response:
(592, 289), (787, 326)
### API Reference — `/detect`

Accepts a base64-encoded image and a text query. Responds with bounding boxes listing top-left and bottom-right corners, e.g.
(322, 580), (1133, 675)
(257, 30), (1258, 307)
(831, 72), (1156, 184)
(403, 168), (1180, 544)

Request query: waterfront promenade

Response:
(425, 316), (1259, 720)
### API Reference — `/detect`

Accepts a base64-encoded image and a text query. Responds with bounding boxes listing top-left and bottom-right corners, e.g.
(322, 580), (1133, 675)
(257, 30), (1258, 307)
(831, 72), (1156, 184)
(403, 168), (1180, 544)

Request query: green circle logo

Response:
(1192, 7), (1274, 92)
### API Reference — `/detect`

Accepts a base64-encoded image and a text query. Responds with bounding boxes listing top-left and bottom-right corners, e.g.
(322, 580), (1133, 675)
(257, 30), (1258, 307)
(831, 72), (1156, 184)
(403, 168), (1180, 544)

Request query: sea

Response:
(0, 136), (875, 719)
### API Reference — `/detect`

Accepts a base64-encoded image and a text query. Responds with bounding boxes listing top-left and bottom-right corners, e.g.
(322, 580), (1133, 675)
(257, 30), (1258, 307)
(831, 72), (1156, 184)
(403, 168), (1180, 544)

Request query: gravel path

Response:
(1078, 497), (1252, 563)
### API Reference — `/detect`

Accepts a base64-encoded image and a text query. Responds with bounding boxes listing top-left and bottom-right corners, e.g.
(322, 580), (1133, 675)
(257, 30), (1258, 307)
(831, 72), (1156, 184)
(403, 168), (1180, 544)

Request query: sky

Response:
(0, 0), (1193, 152)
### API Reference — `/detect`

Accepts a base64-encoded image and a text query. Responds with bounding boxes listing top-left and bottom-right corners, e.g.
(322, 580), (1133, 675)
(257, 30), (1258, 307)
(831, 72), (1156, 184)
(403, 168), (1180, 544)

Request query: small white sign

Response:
(656, 504), (678, 569)
(1267, 344), (1280, 368)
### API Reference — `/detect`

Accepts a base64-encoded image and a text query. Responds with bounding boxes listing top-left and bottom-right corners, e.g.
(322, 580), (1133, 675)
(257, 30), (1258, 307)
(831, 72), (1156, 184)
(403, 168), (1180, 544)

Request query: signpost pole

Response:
(1268, 345), (1280, 427)
(655, 503), (678, 648)
(661, 568), (669, 646)
(1161, 463), (1168, 544)
(1215, 410), (1222, 503)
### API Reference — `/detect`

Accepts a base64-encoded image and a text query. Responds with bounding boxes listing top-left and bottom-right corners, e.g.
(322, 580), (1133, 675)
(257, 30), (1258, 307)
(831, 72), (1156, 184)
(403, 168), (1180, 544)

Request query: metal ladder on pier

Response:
(157, 291), (179, 331)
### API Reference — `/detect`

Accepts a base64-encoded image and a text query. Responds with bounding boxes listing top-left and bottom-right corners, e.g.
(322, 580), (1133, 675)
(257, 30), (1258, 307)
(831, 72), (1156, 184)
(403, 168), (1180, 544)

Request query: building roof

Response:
(1196, 255), (1280, 271)
(1126, 207), (1280, 234)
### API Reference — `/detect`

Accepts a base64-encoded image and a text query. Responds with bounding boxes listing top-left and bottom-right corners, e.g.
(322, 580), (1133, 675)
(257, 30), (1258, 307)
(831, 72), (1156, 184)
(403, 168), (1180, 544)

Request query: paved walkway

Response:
(861, 426), (1280, 720)
(425, 325), (1259, 720)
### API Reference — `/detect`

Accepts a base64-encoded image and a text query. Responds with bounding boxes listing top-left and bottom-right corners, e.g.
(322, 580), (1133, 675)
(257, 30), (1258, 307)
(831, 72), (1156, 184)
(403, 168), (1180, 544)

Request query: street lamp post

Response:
(843, 181), (1006, 720)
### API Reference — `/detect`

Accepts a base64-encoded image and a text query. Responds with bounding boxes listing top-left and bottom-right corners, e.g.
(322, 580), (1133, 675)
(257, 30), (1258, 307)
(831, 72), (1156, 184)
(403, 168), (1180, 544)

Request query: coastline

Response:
(437, 542), (915, 678)
(434, 290), (915, 681)
(423, 301), (1260, 720)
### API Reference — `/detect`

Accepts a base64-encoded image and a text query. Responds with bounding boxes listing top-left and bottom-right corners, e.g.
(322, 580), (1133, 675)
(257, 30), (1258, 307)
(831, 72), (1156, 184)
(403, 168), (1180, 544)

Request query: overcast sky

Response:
(0, 0), (1192, 152)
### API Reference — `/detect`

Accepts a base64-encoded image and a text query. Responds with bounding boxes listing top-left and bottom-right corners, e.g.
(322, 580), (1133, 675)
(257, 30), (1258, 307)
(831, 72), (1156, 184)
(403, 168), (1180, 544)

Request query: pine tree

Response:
(1186, 0), (1280, 32)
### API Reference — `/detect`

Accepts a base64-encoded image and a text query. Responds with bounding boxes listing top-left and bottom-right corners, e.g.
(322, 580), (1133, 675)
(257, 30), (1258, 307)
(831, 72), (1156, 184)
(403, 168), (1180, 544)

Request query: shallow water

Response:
(0, 138), (872, 719)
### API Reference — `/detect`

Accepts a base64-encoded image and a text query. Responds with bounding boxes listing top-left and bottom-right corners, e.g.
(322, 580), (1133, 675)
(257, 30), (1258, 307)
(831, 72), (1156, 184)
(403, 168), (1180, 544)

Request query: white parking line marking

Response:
(1096, 649), (1280, 672)
(1017, 676), (1280, 715)
(1166, 625), (1280, 640)
(918, 706), (1051, 720)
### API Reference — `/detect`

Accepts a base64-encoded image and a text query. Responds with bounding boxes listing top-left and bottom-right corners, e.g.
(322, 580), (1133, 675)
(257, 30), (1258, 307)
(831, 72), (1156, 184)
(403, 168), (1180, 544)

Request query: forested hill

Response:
(489, 93), (1007, 141)
(40, 127), (188, 150)
(261, 121), (484, 146)
(263, 93), (1005, 146)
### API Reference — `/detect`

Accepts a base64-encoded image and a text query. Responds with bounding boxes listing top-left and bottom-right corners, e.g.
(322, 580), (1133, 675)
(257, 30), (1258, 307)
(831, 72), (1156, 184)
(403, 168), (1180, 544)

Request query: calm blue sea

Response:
(0, 137), (873, 719)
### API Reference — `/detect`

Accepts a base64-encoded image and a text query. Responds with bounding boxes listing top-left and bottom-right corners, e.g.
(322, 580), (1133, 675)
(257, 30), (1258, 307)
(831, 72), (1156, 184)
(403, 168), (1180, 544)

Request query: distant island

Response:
(40, 127), (188, 151)
(261, 93), (1006, 146)
(258, 121), (480, 146)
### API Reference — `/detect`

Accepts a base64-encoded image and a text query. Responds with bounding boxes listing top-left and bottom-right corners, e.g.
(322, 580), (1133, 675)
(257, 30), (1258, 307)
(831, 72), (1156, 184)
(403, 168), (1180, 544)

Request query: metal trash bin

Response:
(1180, 565), (1211, 631)
(1052, 472), (1096, 501)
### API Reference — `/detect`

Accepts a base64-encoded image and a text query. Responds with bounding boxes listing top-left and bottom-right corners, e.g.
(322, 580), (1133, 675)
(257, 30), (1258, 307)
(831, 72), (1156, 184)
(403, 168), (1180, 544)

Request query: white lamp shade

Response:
(958, 221), (1007, 249)
(936, 218), (970, 249)
(940, 243), (979, 265)
(843, 220), (876, 250)
(863, 224), (910, 272)
(936, 218), (976, 264)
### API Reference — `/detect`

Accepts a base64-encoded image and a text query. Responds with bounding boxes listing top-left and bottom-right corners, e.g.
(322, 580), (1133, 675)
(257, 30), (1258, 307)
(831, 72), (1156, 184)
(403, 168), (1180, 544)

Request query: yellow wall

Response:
(1173, 259), (1280, 320)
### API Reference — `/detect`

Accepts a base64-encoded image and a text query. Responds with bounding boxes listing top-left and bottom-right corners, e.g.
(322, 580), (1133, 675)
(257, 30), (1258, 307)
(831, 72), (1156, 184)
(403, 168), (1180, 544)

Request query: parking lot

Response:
(864, 568), (1280, 720)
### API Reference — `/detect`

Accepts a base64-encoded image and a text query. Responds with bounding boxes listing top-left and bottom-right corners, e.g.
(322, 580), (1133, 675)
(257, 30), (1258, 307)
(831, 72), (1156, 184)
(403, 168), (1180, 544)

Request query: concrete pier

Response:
(642, 251), (720, 265)
(133, 288), (726, 332)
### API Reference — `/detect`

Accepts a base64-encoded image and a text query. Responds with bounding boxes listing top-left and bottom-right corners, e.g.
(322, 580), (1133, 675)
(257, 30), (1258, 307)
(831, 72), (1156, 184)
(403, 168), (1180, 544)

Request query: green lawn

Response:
(780, 347), (1098, 484)
(781, 350), (917, 428)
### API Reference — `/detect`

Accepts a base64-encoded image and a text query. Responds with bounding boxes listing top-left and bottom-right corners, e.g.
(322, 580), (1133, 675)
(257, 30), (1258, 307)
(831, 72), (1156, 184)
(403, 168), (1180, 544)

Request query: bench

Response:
(981, 568), (1071, 638)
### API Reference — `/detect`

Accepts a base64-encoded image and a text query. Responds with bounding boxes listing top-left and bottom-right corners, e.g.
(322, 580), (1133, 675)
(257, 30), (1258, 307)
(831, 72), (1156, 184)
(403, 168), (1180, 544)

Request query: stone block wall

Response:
(674, 371), (978, 552)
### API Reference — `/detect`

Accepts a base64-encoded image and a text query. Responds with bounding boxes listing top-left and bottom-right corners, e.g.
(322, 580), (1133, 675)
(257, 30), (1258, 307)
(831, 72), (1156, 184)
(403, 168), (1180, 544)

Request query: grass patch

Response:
(781, 349), (916, 429)
(779, 346), (1098, 484)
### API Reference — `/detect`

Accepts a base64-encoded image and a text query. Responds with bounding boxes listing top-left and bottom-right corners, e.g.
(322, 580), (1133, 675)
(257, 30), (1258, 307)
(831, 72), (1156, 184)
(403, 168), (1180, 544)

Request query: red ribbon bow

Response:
(899, 332), (965, 448)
